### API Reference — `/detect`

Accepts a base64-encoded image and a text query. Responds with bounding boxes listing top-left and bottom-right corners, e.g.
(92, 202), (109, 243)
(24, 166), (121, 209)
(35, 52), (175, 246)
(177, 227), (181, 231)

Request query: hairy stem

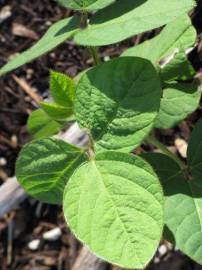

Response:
(80, 10), (100, 66)
(146, 135), (187, 170)
(88, 46), (100, 65)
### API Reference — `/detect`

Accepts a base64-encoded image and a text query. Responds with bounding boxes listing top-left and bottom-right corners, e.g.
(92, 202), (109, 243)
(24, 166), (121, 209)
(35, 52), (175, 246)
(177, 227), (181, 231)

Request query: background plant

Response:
(0, 0), (201, 269)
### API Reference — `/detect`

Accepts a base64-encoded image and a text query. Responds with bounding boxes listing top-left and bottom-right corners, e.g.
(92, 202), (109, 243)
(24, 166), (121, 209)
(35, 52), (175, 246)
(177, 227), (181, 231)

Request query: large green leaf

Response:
(75, 57), (161, 153)
(142, 153), (202, 265)
(74, 1), (195, 46)
(16, 138), (87, 204)
(27, 109), (63, 139)
(0, 17), (80, 76)
(63, 151), (164, 268)
(155, 81), (201, 129)
(50, 71), (75, 107)
(123, 14), (196, 65)
(57, 0), (115, 11)
(188, 118), (202, 178)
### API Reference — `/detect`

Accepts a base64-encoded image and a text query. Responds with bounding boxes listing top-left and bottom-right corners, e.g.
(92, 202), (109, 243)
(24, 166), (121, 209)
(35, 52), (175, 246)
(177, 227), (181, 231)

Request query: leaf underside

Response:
(122, 14), (196, 65)
(74, 0), (195, 46)
(63, 151), (164, 268)
(0, 16), (80, 76)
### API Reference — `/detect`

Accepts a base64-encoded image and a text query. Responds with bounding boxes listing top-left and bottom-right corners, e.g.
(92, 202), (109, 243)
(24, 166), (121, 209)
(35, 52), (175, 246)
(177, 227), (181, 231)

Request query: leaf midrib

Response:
(91, 161), (142, 265)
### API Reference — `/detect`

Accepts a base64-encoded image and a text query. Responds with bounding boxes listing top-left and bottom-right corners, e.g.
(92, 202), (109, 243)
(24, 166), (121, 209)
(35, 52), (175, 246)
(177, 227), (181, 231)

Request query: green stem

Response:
(146, 135), (186, 170)
(80, 10), (100, 66)
(88, 46), (100, 65)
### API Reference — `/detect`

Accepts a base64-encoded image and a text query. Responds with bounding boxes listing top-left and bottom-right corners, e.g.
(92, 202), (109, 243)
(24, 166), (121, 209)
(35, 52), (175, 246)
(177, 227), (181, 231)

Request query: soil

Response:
(0, 0), (202, 269)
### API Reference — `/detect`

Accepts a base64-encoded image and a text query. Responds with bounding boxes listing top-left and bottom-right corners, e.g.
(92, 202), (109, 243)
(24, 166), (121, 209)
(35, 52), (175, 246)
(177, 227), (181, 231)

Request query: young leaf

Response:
(27, 109), (63, 139)
(0, 16), (80, 76)
(74, 1), (195, 46)
(142, 153), (202, 265)
(57, 0), (115, 11)
(63, 151), (164, 269)
(40, 102), (73, 120)
(75, 57), (161, 153)
(187, 118), (202, 178)
(50, 71), (75, 107)
(160, 51), (196, 82)
(155, 81), (201, 129)
(16, 138), (87, 204)
(123, 14), (196, 65)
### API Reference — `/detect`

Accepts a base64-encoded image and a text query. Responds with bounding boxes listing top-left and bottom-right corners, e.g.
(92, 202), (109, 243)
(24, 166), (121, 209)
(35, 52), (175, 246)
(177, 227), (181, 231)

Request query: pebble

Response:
(0, 157), (7, 166)
(174, 138), (188, 158)
(28, 239), (40, 251)
(43, 227), (62, 241)
(158, 244), (167, 256)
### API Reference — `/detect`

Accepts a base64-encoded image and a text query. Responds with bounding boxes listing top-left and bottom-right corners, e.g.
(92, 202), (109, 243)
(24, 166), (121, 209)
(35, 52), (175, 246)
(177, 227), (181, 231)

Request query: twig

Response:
(12, 75), (41, 104)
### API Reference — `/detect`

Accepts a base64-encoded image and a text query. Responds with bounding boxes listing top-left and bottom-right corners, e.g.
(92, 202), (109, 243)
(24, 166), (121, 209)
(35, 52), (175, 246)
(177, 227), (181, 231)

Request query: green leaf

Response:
(27, 109), (63, 139)
(123, 14), (196, 65)
(75, 57), (161, 153)
(0, 16), (80, 76)
(16, 138), (87, 204)
(63, 151), (164, 268)
(74, 1), (195, 46)
(40, 102), (73, 120)
(50, 71), (75, 107)
(155, 81), (201, 129)
(142, 153), (202, 265)
(160, 51), (196, 82)
(187, 118), (202, 178)
(57, 0), (115, 11)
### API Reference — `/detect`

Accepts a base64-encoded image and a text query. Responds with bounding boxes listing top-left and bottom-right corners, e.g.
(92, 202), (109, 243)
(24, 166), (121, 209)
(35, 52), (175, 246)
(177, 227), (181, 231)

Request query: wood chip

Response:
(12, 23), (39, 40)
(0, 6), (11, 24)
(174, 138), (188, 158)
(12, 75), (41, 104)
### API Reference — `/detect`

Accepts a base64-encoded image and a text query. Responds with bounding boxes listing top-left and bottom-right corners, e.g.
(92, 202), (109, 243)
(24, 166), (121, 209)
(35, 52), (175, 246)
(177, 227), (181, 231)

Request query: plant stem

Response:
(88, 46), (100, 65)
(146, 135), (186, 170)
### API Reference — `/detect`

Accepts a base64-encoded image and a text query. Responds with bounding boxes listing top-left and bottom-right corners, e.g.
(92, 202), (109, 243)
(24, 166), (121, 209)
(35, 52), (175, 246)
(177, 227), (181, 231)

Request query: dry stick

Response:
(0, 122), (106, 270)
(12, 74), (41, 104)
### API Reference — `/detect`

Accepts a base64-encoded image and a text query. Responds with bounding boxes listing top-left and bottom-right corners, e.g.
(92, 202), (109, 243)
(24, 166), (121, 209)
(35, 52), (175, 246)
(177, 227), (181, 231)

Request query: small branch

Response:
(146, 135), (187, 170)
